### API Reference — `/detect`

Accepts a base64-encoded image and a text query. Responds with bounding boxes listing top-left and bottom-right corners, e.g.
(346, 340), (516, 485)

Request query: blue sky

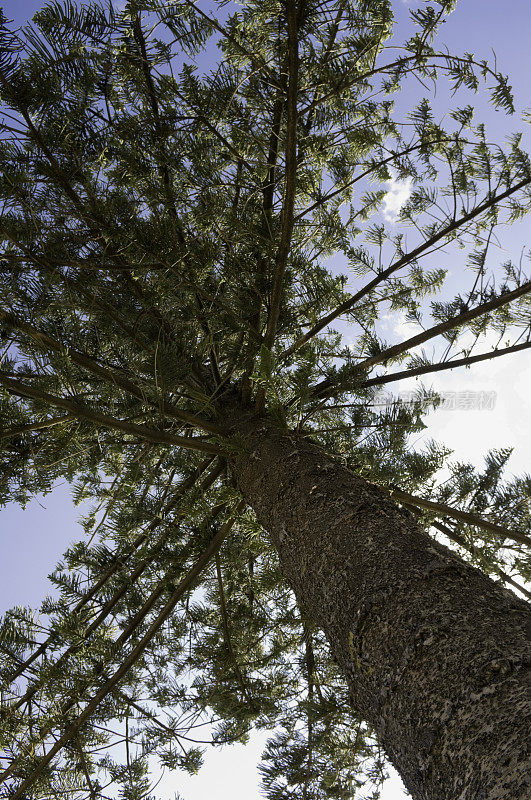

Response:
(1, 1), (530, 798)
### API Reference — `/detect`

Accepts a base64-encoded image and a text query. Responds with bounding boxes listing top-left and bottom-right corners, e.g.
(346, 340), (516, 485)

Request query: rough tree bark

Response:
(228, 412), (530, 800)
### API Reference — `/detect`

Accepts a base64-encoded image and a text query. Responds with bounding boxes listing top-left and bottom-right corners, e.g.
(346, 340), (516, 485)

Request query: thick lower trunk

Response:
(229, 415), (530, 800)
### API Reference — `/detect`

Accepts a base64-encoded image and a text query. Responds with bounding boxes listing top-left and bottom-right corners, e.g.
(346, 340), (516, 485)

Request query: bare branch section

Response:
(283, 178), (531, 360)
(7, 501), (246, 800)
(389, 486), (531, 548)
(313, 280), (531, 398)
(361, 340), (531, 388)
(0, 373), (223, 454)
(240, 91), (284, 404)
(356, 281), (531, 371)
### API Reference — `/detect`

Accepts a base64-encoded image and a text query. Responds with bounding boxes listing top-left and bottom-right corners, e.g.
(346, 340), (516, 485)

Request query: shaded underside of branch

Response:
(0, 373), (223, 454)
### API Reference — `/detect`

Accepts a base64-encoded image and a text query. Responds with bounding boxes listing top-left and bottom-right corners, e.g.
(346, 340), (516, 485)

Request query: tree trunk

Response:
(228, 414), (530, 800)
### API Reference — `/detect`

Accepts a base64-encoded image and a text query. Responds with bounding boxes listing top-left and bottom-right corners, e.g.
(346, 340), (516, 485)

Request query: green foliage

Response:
(0, 0), (529, 798)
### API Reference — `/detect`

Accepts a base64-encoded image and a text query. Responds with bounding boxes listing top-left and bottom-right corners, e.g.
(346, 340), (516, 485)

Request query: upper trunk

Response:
(228, 413), (530, 800)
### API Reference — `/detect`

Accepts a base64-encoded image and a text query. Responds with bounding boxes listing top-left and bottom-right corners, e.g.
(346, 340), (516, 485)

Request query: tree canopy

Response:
(0, 0), (529, 798)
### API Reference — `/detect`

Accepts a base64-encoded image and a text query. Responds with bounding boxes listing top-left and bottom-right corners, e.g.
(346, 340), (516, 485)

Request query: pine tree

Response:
(0, 1), (529, 798)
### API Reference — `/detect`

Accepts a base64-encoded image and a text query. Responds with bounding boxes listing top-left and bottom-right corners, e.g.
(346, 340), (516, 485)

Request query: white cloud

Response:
(395, 331), (531, 474)
(154, 732), (269, 800)
(382, 172), (412, 222)
(380, 765), (409, 798)
(392, 311), (422, 339)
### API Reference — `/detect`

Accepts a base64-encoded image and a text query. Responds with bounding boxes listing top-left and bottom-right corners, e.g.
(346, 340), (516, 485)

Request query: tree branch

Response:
(0, 227), (155, 353)
(215, 553), (253, 702)
(180, 0), (280, 89)
(0, 373), (223, 454)
(430, 519), (531, 601)
(313, 280), (531, 398)
(294, 139), (441, 222)
(402, 504), (531, 601)
(0, 311), (225, 436)
(8, 473), (226, 718)
(361, 340), (531, 388)
(304, 51), (513, 116)
(0, 413), (73, 441)
(256, 0), (300, 409)
(388, 486), (531, 548)
(0, 72), (190, 347)
(6, 501), (246, 799)
(356, 281), (531, 372)
(282, 178), (531, 360)
(5, 458), (221, 685)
